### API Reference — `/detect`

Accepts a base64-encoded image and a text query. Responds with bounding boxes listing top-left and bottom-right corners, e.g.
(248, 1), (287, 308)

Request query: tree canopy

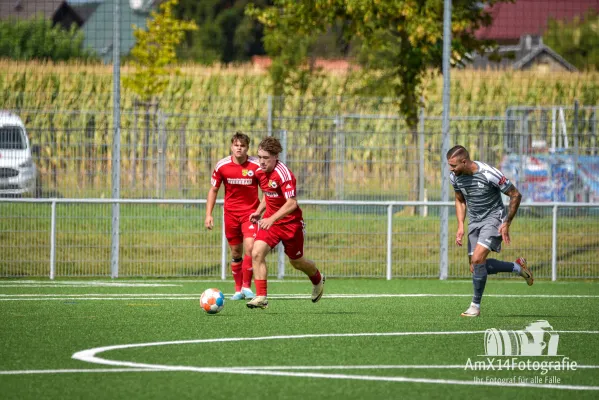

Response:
(247, 0), (511, 128)
(124, 0), (197, 103)
(174, 0), (271, 64)
(544, 10), (599, 71)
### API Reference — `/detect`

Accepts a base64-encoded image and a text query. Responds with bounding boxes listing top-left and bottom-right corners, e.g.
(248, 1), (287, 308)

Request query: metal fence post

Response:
(277, 130), (288, 279)
(386, 204), (393, 280)
(157, 110), (166, 198)
(552, 204), (558, 281)
(439, 0), (452, 281)
(418, 103), (425, 216)
(335, 115), (345, 200)
(221, 210), (227, 280)
(574, 100), (579, 201)
(110, 0), (121, 279)
(49, 200), (57, 280)
(267, 95), (273, 137)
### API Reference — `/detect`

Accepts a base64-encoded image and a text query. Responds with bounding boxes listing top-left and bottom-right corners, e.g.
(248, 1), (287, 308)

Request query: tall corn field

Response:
(1, 60), (597, 199)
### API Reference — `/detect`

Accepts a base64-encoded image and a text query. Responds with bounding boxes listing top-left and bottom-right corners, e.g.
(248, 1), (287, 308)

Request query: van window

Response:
(0, 126), (26, 150)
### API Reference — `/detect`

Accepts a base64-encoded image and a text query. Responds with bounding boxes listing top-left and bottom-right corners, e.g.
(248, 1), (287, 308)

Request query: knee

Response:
(471, 255), (486, 265)
(244, 241), (254, 257)
(251, 248), (264, 263)
(289, 257), (302, 268)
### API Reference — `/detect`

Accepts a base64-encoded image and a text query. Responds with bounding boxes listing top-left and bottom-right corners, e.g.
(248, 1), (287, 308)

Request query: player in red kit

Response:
(246, 136), (324, 309)
(205, 132), (260, 300)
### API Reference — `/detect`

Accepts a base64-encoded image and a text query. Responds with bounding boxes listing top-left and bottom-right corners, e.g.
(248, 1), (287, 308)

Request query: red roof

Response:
(476, 0), (599, 42)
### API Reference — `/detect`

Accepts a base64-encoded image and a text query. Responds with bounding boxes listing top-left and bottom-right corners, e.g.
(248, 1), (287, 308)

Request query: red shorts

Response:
(255, 220), (305, 260)
(224, 212), (256, 246)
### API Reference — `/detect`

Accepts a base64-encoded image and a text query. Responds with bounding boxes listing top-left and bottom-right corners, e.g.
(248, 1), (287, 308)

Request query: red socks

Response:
(231, 261), (243, 292)
(309, 270), (322, 285)
(255, 279), (267, 297)
(242, 255), (253, 289)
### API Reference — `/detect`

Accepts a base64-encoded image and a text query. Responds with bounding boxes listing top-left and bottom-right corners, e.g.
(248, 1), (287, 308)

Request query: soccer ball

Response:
(200, 288), (225, 314)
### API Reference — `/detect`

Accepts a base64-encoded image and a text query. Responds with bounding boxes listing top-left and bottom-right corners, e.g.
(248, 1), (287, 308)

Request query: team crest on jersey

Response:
(242, 169), (249, 176)
(268, 180), (277, 188)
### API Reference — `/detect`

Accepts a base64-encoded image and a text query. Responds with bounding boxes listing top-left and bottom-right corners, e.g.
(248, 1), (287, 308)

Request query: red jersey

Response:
(256, 160), (303, 225)
(211, 156), (260, 216)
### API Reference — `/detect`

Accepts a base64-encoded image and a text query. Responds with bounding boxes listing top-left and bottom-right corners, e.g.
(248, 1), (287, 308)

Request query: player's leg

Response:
(480, 221), (533, 285)
(229, 243), (244, 300)
(289, 256), (325, 303)
(284, 221), (325, 303)
(461, 223), (482, 317)
(240, 221), (257, 299)
(224, 214), (245, 300)
(462, 243), (490, 317)
(486, 258), (533, 285)
(246, 239), (270, 309)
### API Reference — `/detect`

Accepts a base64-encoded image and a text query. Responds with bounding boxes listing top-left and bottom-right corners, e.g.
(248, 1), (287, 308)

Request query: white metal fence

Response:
(1, 198), (597, 280)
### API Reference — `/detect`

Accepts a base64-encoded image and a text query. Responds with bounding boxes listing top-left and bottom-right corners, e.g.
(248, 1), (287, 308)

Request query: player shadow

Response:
(500, 314), (570, 318)
(253, 311), (358, 316)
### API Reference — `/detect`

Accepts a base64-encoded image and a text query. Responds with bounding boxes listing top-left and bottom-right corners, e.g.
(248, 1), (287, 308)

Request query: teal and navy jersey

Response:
(450, 161), (514, 223)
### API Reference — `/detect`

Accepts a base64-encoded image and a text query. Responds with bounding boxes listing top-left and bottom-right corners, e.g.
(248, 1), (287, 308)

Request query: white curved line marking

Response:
(3, 364), (599, 376)
(72, 331), (599, 391)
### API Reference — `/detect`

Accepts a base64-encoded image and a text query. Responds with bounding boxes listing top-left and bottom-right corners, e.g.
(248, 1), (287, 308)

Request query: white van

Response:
(0, 111), (39, 196)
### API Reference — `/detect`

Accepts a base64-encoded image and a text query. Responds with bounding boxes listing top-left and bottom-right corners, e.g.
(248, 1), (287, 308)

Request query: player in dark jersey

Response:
(447, 145), (533, 317)
(245, 137), (325, 309)
(205, 132), (260, 300)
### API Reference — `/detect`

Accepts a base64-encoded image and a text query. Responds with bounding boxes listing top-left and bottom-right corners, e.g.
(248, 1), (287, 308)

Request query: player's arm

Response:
(250, 195), (267, 223)
(258, 197), (297, 230)
(499, 185), (522, 245)
(503, 185), (522, 224)
(204, 186), (219, 230)
(454, 190), (466, 247)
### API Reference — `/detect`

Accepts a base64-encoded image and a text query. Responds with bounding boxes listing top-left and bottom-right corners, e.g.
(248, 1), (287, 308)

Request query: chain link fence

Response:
(1, 198), (598, 279)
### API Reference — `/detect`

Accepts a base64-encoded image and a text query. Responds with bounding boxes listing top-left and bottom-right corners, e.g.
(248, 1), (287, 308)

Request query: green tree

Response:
(544, 10), (599, 71)
(0, 16), (97, 61)
(124, 0), (197, 103)
(247, 0), (511, 202)
(174, 0), (271, 64)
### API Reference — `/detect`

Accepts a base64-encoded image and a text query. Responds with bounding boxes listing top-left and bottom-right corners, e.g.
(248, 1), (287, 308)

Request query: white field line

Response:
(0, 279), (590, 284)
(2, 293), (599, 301)
(0, 283), (181, 287)
(0, 280), (308, 286)
(0, 368), (165, 375)
(3, 364), (599, 376)
(1, 331), (598, 390)
(69, 331), (599, 391)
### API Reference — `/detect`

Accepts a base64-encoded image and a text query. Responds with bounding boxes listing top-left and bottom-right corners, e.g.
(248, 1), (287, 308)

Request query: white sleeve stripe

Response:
(487, 169), (503, 181)
(490, 165), (504, 176)
(214, 157), (232, 172)
(275, 163), (292, 181)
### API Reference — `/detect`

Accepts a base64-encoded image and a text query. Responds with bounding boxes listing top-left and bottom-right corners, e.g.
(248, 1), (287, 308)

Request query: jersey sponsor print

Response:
(255, 160), (302, 225)
(211, 156), (260, 216)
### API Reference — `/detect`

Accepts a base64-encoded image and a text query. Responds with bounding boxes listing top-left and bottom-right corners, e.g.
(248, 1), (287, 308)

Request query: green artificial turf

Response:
(0, 278), (598, 399)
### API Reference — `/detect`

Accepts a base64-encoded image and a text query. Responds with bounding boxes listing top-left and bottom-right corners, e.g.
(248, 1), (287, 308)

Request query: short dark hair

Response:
(447, 145), (469, 160)
(231, 132), (250, 146)
(258, 136), (283, 156)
